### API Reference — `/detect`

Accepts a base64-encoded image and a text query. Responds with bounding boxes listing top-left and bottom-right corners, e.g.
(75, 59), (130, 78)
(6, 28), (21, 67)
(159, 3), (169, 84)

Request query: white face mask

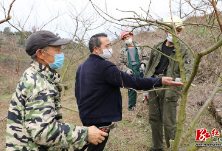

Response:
(125, 38), (132, 45)
(99, 49), (113, 59)
(167, 33), (181, 43)
(167, 33), (173, 43)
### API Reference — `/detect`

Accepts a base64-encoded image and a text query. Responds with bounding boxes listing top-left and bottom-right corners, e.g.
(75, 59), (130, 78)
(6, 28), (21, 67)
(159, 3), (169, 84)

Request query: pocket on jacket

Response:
(165, 86), (181, 102)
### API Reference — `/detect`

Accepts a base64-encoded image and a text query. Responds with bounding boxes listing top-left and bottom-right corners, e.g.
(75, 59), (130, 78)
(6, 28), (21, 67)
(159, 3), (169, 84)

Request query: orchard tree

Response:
(89, 0), (222, 150)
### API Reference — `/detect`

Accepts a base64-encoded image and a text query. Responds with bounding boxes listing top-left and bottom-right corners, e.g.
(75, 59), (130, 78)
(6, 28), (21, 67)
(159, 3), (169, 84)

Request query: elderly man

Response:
(75, 33), (183, 151)
(119, 30), (149, 110)
(144, 16), (193, 151)
(6, 30), (108, 151)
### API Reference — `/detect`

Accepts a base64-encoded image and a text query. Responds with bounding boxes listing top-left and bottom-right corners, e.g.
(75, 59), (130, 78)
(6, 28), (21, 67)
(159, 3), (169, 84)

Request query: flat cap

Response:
(25, 30), (71, 56)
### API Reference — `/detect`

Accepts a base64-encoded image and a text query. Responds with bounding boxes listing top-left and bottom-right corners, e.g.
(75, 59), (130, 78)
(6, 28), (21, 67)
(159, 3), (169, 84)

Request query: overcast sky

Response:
(0, 0), (221, 41)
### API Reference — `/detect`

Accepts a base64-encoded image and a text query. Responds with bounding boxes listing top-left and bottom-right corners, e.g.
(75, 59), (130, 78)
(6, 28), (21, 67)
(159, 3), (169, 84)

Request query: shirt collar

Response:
(30, 60), (61, 84)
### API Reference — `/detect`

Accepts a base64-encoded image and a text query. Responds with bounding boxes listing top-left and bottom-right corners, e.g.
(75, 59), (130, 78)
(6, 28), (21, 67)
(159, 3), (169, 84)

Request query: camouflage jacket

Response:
(6, 61), (88, 151)
(119, 42), (149, 72)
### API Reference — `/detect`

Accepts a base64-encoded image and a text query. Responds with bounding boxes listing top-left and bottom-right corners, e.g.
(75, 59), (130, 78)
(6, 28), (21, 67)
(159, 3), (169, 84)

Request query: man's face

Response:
(123, 34), (132, 41)
(95, 37), (111, 55)
(41, 46), (62, 63)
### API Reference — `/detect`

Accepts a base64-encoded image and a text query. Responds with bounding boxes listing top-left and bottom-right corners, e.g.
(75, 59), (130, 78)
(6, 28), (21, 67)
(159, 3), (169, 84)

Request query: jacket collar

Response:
(30, 60), (61, 84)
(89, 53), (105, 60)
(156, 40), (176, 53)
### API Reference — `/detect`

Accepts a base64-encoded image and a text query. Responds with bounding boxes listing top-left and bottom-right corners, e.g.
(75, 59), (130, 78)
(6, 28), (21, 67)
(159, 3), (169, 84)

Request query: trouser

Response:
(128, 64), (143, 110)
(78, 122), (111, 151)
(149, 90), (178, 149)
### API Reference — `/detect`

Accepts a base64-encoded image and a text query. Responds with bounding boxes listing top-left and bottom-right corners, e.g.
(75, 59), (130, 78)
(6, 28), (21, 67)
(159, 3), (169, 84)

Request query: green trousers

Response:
(149, 90), (178, 149)
(128, 65), (143, 111)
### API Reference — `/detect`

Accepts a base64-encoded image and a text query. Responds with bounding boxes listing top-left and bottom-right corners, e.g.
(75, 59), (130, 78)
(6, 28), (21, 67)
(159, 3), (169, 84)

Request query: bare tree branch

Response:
(40, 12), (62, 30)
(180, 72), (222, 147)
(0, 0), (16, 24)
(210, 0), (222, 32)
(8, 21), (28, 39)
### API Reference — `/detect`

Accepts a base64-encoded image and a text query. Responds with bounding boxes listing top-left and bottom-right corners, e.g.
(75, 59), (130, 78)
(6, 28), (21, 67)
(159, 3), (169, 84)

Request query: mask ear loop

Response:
(96, 47), (102, 55)
(41, 50), (54, 65)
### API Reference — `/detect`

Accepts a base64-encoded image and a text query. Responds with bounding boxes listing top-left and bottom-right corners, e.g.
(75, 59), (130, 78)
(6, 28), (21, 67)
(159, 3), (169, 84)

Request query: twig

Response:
(62, 106), (79, 113)
(70, 52), (90, 66)
(40, 12), (62, 30)
(137, 87), (183, 96)
(8, 21), (28, 39)
(180, 72), (222, 147)
(169, 0), (177, 34)
(146, 0), (152, 20)
(22, 4), (34, 31)
(184, 22), (219, 29)
(140, 45), (178, 62)
(211, 0), (222, 32)
(186, 0), (207, 17)
(0, 115), (8, 121)
(90, 0), (121, 25)
(0, 0), (16, 24)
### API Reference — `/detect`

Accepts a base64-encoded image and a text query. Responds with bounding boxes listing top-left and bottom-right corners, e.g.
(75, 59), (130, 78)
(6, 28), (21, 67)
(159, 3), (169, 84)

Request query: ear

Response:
(36, 49), (44, 59)
(165, 31), (168, 34)
(93, 46), (99, 54)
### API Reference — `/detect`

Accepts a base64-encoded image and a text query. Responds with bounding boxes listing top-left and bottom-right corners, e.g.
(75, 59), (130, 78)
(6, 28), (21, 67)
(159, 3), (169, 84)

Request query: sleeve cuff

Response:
(154, 77), (162, 87)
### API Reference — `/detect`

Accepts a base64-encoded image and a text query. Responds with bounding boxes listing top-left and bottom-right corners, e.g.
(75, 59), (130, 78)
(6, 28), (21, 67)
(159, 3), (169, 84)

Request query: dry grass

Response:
(0, 94), (11, 149)
(1, 77), (222, 150)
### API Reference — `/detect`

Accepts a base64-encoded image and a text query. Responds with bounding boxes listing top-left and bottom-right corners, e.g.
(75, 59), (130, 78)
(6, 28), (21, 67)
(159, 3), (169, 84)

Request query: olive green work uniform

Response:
(143, 40), (193, 149)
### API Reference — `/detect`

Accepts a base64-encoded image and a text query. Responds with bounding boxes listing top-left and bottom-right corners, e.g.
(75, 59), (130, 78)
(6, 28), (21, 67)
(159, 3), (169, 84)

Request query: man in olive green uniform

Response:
(6, 31), (108, 151)
(119, 30), (149, 110)
(144, 17), (193, 151)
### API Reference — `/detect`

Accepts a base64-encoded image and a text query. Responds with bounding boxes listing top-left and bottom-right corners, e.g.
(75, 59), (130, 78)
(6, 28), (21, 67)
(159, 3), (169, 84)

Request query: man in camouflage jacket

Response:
(6, 31), (107, 151)
(119, 30), (149, 110)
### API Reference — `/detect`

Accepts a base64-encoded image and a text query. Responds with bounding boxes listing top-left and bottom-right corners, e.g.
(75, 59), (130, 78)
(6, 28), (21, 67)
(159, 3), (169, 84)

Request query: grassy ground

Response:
(0, 94), (12, 151)
(60, 86), (222, 151)
(1, 45), (222, 151)
(1, 80), (222, 151)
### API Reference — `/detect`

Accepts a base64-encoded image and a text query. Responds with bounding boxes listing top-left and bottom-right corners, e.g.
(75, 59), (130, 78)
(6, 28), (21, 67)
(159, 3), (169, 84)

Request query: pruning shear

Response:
(98, 123), (117, 132)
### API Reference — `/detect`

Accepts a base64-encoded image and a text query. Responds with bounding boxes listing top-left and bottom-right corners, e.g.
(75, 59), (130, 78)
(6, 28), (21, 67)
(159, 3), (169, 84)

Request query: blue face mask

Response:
(43, 51), (64, 69)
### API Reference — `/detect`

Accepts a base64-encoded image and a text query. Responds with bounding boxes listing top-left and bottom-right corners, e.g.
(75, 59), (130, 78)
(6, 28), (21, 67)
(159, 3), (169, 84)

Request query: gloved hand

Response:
(126, 69), (133, 75)
(139, 64), (145, 73)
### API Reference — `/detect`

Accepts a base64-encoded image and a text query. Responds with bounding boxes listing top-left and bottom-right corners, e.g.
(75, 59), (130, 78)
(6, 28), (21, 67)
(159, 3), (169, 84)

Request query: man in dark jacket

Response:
(75, 33), (183, 151)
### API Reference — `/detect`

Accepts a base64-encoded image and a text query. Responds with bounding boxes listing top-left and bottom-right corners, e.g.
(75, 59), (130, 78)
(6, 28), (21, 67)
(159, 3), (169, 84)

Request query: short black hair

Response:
(89, 33), (107, 53)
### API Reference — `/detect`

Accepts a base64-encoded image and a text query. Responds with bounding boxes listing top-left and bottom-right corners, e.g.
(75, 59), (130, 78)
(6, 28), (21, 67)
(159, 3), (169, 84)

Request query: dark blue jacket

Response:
(75, 54), (162, 125)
